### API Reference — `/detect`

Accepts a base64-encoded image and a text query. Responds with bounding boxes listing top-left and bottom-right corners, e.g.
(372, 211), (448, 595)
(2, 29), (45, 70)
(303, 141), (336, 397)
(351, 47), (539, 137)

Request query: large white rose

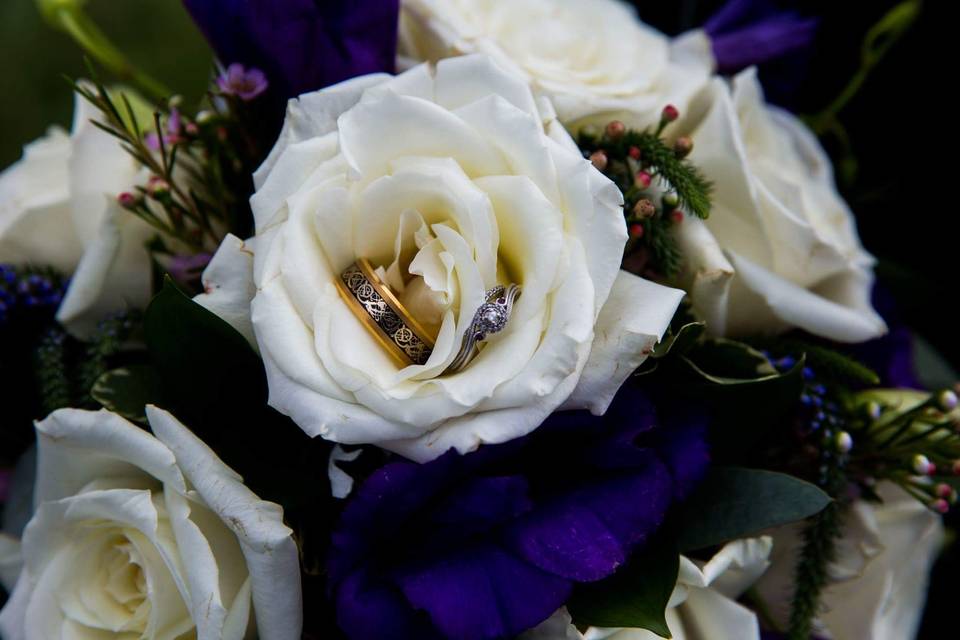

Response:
(0, 407), (301, 640)
(524, 538), (773, 640)
(0, 90), (155, 337)
(753, 482), (943, 640)
(672, 68), (886, 343)
(200, 54), (683, 462)
(398, 0), (713, 125)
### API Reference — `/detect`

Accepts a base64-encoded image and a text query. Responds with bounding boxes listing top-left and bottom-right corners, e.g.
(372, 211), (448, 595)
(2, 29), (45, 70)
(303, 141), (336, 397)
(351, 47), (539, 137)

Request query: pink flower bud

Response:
(605, 120), (626, 141)
(635, 171), (652, 189)
(589, 151), (608, 171)
(662, 105), (679, 122)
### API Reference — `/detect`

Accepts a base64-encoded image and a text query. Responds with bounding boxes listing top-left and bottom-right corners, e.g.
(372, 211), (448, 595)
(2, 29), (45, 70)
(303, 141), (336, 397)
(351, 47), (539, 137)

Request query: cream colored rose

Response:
(0, 407), (301, 640)
(0, 90), (155, 337)
(200, 55), (683, 462)
(673, 68), (886, 343)
(754, 482), (943, 640)
(399, 0), (713, 125)
(524, 538), (773, 640)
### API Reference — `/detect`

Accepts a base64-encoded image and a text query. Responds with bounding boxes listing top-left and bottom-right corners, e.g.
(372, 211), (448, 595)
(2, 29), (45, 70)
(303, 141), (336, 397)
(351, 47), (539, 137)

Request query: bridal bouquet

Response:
(0, 1), (943, 639)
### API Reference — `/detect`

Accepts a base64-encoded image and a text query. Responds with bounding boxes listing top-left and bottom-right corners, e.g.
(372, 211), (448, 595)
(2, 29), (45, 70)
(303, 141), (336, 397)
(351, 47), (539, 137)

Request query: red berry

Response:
(635, 172), (652, 189)
(629, 146), (641, 160)
(670, 210), (684, 224)
(629, 223), (645, 239)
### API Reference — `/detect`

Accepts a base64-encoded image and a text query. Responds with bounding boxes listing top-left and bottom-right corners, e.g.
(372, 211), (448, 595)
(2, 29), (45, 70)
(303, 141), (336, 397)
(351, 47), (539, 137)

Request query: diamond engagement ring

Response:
(446, 284), (522, 374)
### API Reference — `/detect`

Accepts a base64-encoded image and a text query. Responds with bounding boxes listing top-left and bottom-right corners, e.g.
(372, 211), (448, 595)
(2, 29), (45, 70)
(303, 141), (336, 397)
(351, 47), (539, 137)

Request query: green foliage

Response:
(35, 328), (72, 415)
(758, 338), (880, 387)
(616, 131), (713, 221)
(675, 467), (831, 552)
(787, 465), (847, 640)
(568, 536), (679, 637)
(90, 364), (163, 423)
(143, 278), (332, 509)
(78, 310), (142, 405)
(577, 124), (713, 278)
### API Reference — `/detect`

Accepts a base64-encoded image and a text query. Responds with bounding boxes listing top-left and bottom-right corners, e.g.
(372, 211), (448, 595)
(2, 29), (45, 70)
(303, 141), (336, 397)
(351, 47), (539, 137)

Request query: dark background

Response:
(1, 0), (953, 635)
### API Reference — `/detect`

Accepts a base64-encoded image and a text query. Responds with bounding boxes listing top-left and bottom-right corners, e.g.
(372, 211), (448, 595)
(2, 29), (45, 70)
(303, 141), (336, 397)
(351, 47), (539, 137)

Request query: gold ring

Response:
(334, 258), (436, 367)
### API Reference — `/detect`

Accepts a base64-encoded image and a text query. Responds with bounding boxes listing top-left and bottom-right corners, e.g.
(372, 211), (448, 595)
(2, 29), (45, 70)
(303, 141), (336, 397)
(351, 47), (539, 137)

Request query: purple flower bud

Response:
(217, 63), (269, 101)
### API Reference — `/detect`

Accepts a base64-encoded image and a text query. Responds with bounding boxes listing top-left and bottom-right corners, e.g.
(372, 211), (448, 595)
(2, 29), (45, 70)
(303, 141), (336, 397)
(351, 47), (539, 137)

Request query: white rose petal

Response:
(674, 69), (886, 343)
(754, 482), (944, 640)
(214, 54), (681, 462)
(0, 407), (301, 640)
(0, 128), (82, 272)
(0, 88), (155, 338)
(399, 0), (714, 124)
(527, 538), (772, 640)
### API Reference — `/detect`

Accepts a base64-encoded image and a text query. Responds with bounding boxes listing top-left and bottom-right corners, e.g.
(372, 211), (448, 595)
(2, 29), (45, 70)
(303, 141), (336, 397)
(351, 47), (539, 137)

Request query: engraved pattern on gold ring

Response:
(337, 261), (434, 366)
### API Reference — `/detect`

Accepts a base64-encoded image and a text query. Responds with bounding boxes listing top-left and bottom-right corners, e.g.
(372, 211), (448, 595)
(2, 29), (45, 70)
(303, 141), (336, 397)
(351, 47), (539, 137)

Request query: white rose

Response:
(200, 54), (683, 462)
(754, 482), (944, 640)
(672, 68), (886, 343)
(0, 90), (155, 337)
(524, 538), (773, 640)
(0, 407), (302, 640)
(398, 0), (713, 125)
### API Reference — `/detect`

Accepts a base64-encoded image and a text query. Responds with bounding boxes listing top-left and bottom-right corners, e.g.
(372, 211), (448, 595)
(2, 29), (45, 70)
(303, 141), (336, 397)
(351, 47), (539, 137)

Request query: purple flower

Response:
(705, 0), (819, 75)
(167, 252), (214, 287)
(217, 63), (269, 101)
(327, 386), (710, 640)
(182, 0), (399, 101)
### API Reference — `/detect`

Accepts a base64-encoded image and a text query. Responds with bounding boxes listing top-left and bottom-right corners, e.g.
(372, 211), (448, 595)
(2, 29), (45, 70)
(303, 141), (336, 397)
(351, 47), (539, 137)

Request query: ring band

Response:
(335, 259), (435, 367)
(447, 284), (521, 374)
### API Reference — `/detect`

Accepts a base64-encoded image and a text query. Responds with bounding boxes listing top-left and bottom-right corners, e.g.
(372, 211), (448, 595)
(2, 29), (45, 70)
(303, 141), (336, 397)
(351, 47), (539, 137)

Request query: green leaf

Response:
(652, 322), (706, 360)
(143, 278), (331, 509)
(91, 365), (164, 423)
(568, 537), (678, 637)
(687, 338), (776, 378)
(676, 468), (831, 552)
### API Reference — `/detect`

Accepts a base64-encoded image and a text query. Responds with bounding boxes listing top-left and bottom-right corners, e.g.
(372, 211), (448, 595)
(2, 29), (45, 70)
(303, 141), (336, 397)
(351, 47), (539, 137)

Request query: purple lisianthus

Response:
(217, 63), (269, 100)
(705, 0), (818, 74)
(182, 0), (399, 101)
(327, 386), (710, 640)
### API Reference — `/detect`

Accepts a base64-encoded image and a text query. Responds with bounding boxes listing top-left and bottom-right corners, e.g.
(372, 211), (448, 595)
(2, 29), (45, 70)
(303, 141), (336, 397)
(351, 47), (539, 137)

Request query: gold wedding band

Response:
(335, 258), (436, 367)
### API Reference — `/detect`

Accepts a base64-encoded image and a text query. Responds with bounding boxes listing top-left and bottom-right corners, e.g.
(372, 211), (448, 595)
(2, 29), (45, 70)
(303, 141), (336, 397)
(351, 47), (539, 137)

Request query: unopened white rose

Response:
(524, 538), (773, 640)
(0, 407), (301, 640)
(672, 68), (886, 343)
(199, 54), (683, 462)
(754, 482), (943, 640)
(398, 0), (713, 125)
(0, 89), (155, 337)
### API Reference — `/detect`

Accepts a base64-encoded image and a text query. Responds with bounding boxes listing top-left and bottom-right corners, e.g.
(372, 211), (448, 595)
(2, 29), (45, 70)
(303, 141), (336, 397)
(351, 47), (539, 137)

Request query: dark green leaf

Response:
(652, 322), (706, 360)
(91, 365), (164, 423)
(676, 467), (831, 551)
(688, 338), (776, 378)
(143, 278), (331, 509)
(568, 537), (678, 637)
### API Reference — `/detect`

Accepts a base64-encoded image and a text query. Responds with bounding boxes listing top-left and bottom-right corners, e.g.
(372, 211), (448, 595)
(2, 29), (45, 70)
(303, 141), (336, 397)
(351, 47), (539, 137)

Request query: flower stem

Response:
(40, 1), (171, 100)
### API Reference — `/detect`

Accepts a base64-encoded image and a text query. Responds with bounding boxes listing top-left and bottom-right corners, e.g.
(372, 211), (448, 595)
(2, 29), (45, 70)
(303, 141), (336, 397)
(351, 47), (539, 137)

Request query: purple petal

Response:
(394, 544), (571, 640)
(336, 570), (442, 640)
(182, 0), (399, 101)
(502, 464), (672, 582)
(711, 16), (819, 74)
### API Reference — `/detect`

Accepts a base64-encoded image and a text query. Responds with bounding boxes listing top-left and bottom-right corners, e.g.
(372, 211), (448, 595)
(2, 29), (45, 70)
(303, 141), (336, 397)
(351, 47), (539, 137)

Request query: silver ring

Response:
(446, 284), (521, 373)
